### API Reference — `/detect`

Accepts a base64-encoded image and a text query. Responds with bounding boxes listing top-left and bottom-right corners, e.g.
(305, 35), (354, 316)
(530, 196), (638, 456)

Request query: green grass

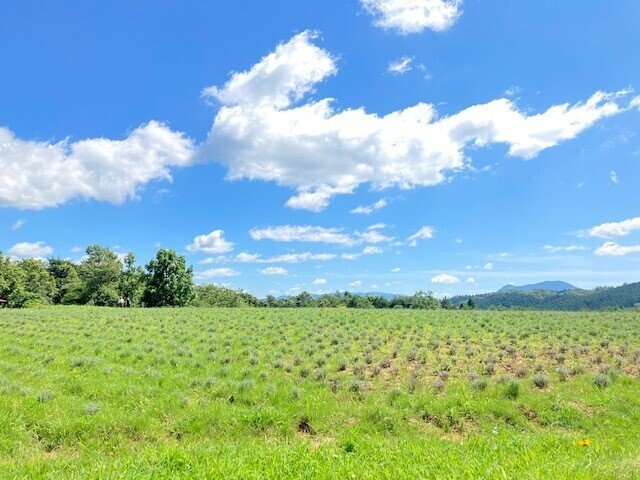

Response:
(1, 307), (639, 479)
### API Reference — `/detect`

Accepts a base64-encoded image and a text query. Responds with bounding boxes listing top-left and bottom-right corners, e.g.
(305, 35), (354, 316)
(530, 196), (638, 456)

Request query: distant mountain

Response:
(451, 282), (640, 310)
(498, 281), (578, 293)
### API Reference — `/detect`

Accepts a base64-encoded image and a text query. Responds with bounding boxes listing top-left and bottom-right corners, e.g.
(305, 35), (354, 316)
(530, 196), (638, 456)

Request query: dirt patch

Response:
(297, 417), (315, 435)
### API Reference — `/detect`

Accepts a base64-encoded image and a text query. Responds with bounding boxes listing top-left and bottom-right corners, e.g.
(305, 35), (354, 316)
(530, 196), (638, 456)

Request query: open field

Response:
(1, 307), (640, 479)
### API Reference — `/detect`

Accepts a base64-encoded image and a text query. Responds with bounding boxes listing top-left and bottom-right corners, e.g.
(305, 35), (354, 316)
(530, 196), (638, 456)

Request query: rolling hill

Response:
(451, 281), (640, 310)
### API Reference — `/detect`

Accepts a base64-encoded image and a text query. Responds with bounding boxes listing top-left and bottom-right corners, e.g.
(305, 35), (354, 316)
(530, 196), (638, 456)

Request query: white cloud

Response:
(350, 280), (362, 286)
(454, 238), (463, 244)
(431, 273), (460, 284)
(0, 121), (194, 209)
(351, 198), (387, 215)
(260, 266), (288, 275)
(356, 227), (394, 244)
(588, 217), (640, 239)
(368, 223), (387, 230)
(610, 170), (619, 184)
(483, 262), (493, 270)
(7, 241), (53, 259)
(246, 252), (335, 263)
(202, 33), (632, 211)
(363, 245), (383, 254)
(11, 219), (26, 230)
(361, 0), (462, 34)
(408, 226), (435, 246)
(595, 241), (640, 256)
(543, 244), (586, 253)
(342, 253), (362, 260)
(71, 246), (82, 253)
(466, 277), (475, 283)
(312, 278), (327, 285)
(202, 30), (336, 109)
(187, 230), (234, 254)
(249, 225), (353, 245)
(196, 267), (240, 280)
(388, 56), (413, 74)
(391, 267), (401, 272)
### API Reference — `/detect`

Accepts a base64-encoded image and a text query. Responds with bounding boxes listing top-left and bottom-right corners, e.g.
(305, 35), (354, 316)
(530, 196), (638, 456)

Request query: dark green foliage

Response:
(0, 252), (25, 306)
(17, 259), (56, 303)
(79, 245), (122, 305)
(193, 284), (262, 307)
(451, 282), (640, 311)
(142, 249), (195, 307)
(118, 253), (144, 306)
(47, 258), (83, 304)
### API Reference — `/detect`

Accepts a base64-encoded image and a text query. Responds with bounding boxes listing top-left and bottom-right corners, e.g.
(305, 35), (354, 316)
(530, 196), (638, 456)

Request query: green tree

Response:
(118, 253), (144, 306)
(410, 290), (440, 309)
(18, 259), (57, 304)
(440, 297), (455, 309)
(142, 249), (194, 307)
(0, 253), (25, 306)
(79, 245), (122, 306)
(47, 258), (83, 304)
(467, 298), (476, 309)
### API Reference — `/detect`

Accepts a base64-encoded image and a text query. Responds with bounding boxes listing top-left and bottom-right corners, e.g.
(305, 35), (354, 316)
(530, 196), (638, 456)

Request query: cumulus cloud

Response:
(466, 277), (475, 283)
(249, 225), (353, 245)
(195, 267), (240, 280)
(7, 241), (53, 259)
(587, 217), (640, 239)
(350, 280), (362, 286)
(391, 267), (401, 272)
(363, 245), (383, 254)
(361, 0), (462, 34)
(0, 121), (194, 209)
(187, 230), (234, 254)
(595, 241), (640, 256)
(483, 262), (493, 270)
(202, 32), (632, 211)
(260, 266), (288, 275)
(408, 226), (435, 246)
(431, 273), (460, 284)
(202, 30), (336, 109)
(312, 278), (327, 285)
(351, 198), (387, 215)
(388, 56), (414, 74)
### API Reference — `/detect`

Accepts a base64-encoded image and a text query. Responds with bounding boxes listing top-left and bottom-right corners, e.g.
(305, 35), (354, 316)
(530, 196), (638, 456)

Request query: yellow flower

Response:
(578, 438), (590, 447)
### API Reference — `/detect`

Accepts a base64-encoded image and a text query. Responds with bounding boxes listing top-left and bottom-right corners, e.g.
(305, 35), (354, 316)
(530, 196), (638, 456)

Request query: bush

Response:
(532, 373), (549, 389)
(504, 380), (520, 399)
(594, 374), (610, 388)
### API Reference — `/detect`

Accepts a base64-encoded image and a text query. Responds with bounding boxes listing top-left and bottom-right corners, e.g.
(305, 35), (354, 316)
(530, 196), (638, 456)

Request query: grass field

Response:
(1, 307), (639, 479)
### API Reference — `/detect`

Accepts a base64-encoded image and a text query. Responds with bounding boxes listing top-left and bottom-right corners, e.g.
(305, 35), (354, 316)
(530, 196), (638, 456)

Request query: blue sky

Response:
(1, 0), (640, 297)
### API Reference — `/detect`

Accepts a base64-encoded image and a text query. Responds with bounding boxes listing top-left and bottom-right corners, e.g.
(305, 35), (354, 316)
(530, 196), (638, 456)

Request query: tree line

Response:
(0, 244), (475, 309)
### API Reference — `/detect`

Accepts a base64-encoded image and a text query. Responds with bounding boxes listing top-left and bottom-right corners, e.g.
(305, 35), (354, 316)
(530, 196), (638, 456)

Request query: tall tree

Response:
(18, 259), (57, 304)
(118, 253), (144, 306)
(142, 249), (194, 307)
(47, 258), (83, 304)
(79, 244), (122, 306)
(0, 253), (25, 306)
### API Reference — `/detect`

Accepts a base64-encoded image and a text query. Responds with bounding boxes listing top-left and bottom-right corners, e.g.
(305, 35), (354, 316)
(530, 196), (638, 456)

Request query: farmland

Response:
(1, 307), (640, 479)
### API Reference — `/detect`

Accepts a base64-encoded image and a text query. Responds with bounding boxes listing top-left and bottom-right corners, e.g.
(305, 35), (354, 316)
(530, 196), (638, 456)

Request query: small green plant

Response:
(504, 380), (520, 399)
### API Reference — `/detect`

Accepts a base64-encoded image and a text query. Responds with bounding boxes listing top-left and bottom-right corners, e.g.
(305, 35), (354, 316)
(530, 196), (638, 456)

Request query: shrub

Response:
(532, 373), (549, 389)
(594, 374), (610, 388)
(504, 380), (520, 399)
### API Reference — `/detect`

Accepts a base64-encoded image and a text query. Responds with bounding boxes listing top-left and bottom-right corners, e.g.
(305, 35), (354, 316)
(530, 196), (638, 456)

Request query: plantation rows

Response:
(1, 307), (640, 478)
